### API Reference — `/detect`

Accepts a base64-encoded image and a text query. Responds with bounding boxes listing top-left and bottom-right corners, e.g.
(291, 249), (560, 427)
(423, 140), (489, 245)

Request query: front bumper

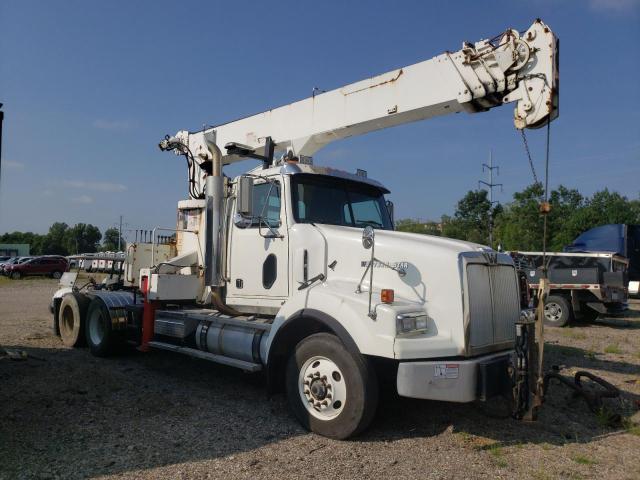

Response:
(396, 351), (512, 402)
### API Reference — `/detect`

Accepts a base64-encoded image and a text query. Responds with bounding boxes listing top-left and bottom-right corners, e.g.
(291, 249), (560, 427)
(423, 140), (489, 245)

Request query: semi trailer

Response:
(51, 20), (559, 439)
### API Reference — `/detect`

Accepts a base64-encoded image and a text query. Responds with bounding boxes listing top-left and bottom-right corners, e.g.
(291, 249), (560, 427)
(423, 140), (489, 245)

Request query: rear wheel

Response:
(86, 298), (122, 357)
(59, 293), (90, 347)
(285, 333), (378, 439)
(543, 295), (573, 327)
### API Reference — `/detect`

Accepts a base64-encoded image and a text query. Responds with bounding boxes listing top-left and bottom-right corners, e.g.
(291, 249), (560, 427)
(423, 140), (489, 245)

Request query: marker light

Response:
(381, 289), (394, 304)
(396, 312), (428, 335)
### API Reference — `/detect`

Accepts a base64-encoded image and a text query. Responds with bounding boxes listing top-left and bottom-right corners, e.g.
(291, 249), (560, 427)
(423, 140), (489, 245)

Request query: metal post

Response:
(0, 104), (4, 188)
(479, 150), (502, 249)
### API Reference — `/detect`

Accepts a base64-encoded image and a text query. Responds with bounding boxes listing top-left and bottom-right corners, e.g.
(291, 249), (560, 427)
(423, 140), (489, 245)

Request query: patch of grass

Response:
(455, 431), (473, 442)
(604, 344), (622, 354)
(562, 329), (587, 340)
(486, 444), (508, 468)
(532, 471), (552, 480)
(585, 350), (597, 360)
(573, 455), (597, 465)
(596, 407), (613, 427)
(540, 442), (554, 451)
(622, 417), (640, 436)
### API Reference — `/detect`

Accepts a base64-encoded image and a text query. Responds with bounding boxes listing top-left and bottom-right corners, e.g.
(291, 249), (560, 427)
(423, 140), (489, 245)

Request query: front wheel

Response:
(10, 271), (21, 280)
(543, 294), (573, 327)
(51, 271), (62, 279)
(285, 333), (378, 439)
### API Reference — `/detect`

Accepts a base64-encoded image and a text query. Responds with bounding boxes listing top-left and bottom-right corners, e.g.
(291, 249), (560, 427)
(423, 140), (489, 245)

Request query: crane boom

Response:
(161, 19), (557, 195)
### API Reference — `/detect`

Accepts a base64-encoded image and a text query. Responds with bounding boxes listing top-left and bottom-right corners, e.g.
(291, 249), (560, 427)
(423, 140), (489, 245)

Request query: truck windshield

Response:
(291, 174), (392, 230)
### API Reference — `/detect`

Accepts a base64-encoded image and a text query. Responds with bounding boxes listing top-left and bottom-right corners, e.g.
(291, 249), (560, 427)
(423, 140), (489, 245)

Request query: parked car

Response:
(1, 256), (32, 275)
(6, 256), (68, 279)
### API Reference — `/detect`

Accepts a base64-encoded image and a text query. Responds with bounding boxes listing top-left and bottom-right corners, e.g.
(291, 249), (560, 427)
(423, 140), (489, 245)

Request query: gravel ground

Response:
(1, 278), (639, 480)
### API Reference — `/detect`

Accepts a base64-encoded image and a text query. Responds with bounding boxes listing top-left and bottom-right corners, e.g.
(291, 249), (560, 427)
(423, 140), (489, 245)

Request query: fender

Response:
(265, 308), (361, 393)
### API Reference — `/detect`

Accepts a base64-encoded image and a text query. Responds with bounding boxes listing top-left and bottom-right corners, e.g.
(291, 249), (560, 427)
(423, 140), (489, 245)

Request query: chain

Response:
(519, 129), (539, 186)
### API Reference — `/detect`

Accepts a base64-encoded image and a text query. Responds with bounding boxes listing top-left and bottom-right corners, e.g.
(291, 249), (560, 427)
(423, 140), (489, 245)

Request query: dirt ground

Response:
(1, 278), (639, 480)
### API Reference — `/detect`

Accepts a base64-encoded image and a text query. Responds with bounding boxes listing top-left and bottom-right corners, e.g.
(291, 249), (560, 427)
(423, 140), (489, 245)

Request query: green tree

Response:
(42, 222), (69, 255)
(64, 223), (102, 254)
(102, 227), (124, 251)
(395, 219), (442, 236)
(441, 190), (501, 246)
(567, 189), (640, 237)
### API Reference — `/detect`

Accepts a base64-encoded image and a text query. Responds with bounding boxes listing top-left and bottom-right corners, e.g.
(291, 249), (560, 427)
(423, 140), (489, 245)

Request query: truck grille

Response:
(466, 263), (519, 354)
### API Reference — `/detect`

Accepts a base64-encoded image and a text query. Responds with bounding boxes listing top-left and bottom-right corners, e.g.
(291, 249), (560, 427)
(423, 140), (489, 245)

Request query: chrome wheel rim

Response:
(298, 356), (346, 421)
(544, 302), (563, 322)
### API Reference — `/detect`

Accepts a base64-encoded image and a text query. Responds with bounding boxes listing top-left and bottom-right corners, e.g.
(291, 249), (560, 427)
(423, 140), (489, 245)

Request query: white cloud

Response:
(71, 195), (94, 204)
(92, 119), (136, 130)
(589, 0), (640, 12)
(63, 180), (127, 192)
(4, 160), (24, 169)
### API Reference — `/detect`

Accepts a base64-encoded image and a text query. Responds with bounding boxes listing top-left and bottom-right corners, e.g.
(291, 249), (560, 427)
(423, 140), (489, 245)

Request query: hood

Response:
(290, 223), (492, 328)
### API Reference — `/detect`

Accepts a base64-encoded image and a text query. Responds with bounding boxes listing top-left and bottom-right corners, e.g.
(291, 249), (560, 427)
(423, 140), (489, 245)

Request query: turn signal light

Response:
(381, 289), (394, 304)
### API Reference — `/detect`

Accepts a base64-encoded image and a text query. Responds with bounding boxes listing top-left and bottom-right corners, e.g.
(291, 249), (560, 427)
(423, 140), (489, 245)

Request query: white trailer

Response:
(52, 20), (558, 438)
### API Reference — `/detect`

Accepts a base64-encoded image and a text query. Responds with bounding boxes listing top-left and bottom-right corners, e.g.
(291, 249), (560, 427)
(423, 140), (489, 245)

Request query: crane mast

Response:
(160, 19), (557, 198)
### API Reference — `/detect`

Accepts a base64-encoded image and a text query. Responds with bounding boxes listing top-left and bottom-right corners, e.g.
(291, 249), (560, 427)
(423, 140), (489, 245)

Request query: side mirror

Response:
(233, 213), (252, 229)
(362, 226), (375, 250)
(237, 176), (254, 216)
(385, 200), (395, 229)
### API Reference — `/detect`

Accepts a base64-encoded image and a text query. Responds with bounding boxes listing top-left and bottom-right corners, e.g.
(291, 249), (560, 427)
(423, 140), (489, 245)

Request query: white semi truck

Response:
(51, 20), (558, 439)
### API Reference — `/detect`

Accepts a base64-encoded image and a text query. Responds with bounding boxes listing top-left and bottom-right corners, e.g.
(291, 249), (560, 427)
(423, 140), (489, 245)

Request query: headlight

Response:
(396, 312), (428, 335)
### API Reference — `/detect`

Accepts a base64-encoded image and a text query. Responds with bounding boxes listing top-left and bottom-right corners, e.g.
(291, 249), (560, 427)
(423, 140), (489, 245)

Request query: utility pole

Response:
(118, 215), (123, 251)
(0, 103), (4, 188)
(478, 150), (502, 248)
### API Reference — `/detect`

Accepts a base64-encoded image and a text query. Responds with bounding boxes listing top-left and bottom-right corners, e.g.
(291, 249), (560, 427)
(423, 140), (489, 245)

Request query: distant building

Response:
(0, 243), (30, 256)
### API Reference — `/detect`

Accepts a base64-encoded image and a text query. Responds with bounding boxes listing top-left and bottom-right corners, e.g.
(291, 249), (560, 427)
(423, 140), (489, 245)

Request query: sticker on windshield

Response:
(434, 364), (459, 379)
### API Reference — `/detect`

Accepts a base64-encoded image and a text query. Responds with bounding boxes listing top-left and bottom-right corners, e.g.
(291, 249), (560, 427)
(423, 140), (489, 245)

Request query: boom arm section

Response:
(161, 19), (557, 195)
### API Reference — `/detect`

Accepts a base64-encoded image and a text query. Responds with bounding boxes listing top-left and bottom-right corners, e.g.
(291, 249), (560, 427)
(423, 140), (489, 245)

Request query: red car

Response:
(6, 256), (68, 280)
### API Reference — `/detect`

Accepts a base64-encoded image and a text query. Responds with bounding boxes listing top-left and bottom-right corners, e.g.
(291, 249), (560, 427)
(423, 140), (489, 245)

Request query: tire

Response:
(543, 295), (573, 327)
(85, 297), (121, 357)
(285, 333), (378, 439)
(10, 271), (21, 280)
(52, 298), (61, 336)
(51, 271), (62, 279)
(59, 293), (90, 347)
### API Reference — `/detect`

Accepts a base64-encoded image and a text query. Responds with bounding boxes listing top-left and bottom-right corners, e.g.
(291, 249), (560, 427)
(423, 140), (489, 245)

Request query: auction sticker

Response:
(434, 364), (459, 379)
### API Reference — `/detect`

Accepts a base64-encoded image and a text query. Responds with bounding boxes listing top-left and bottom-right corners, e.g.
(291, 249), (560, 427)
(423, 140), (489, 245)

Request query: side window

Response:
(350, 192), (385, 228)
(252, 181), (281, 228)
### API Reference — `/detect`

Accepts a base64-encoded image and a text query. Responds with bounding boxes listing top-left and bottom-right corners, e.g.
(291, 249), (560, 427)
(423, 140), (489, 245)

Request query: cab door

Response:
(226, 177), (289, 306)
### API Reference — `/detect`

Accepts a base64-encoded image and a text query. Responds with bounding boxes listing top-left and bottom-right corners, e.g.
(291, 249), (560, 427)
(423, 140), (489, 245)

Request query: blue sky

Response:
(1, 0), (639, 239)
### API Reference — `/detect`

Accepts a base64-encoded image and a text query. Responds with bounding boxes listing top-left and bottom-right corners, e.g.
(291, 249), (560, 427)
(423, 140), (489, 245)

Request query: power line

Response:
(478, 149), (502, 249)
